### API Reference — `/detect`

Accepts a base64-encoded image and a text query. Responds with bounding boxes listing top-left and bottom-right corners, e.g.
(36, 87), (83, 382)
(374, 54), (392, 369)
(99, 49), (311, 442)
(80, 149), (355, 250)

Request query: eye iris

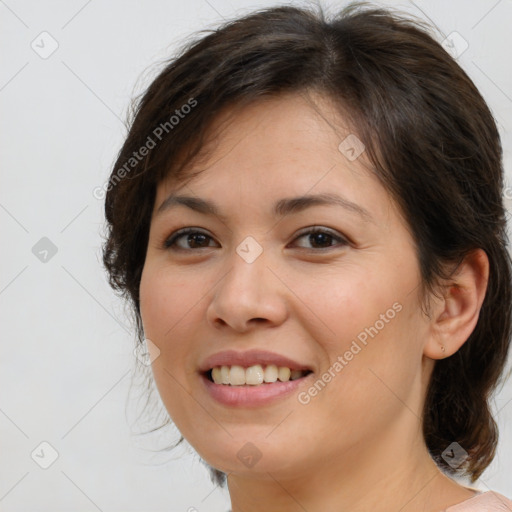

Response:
(188, 233), (208, 248)
(309, 232), (333, 248)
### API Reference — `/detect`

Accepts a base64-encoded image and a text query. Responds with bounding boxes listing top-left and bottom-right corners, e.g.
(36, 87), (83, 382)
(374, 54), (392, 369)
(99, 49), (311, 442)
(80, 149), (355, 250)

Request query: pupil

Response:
(189, 234), (207, 248)
(310, 233), (332, 248)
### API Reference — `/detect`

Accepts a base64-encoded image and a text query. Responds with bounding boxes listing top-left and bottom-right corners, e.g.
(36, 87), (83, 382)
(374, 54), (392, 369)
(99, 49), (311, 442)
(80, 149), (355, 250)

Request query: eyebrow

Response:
(155, 192), (373, 222)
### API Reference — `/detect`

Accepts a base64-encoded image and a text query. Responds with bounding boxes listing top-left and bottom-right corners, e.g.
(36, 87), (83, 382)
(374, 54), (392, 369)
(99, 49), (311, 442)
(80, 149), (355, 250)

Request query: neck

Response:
(227, 415), (463, 512)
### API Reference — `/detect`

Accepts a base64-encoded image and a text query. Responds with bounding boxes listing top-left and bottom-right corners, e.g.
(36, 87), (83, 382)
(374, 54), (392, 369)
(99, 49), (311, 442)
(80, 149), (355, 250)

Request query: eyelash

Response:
(163, 226), (349, 252)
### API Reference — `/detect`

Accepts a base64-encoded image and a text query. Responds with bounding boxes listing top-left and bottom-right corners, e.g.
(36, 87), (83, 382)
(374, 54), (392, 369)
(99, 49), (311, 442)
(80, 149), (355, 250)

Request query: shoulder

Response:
(445, 490), (512, 511)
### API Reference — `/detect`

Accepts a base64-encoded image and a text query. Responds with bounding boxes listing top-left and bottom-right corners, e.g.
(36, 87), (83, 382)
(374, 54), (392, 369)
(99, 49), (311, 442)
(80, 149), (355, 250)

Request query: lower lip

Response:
(200, 373), (313, 407)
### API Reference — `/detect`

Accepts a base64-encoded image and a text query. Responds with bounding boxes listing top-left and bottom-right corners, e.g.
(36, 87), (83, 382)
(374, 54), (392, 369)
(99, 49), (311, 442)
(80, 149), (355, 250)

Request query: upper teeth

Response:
(210, 365), (308, 386)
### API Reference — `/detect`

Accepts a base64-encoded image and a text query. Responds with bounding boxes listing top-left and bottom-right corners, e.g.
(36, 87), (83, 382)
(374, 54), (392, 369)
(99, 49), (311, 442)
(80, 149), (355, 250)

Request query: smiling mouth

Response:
(203, 365), (313, 386)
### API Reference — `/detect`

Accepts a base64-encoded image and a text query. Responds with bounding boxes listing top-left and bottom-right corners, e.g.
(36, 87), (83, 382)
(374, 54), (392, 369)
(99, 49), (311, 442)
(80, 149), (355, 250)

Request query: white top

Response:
(226, 490), (512, 511)
(444, 490), (512, 511)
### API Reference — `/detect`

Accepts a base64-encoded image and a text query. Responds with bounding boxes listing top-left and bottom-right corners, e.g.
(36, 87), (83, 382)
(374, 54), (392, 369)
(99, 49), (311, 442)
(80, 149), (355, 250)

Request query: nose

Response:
(206, 241), (288, 332)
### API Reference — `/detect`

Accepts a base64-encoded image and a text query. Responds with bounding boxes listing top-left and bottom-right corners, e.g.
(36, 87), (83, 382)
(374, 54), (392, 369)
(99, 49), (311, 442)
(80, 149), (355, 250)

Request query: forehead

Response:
(153, 92), (397, 225)
(157, 93), (363, 183)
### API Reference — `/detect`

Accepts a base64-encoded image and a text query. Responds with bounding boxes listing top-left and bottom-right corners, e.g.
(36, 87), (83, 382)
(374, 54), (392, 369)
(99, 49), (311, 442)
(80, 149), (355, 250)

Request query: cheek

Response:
(293, 263), (405, 350)
(139, 267), (201, 431)
(139, 267), (201, 394)
(139, 267), (198, 341)
(292, 262), (423, 401)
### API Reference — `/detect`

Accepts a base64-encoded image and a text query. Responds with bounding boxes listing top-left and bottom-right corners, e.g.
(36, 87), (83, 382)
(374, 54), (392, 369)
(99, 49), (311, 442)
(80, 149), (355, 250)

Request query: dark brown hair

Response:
(102, 2), (512, 487)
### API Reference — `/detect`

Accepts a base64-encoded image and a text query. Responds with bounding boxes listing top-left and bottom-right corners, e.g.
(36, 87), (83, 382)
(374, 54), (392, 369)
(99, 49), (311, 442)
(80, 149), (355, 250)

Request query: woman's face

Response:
(139, 92), (435, 481)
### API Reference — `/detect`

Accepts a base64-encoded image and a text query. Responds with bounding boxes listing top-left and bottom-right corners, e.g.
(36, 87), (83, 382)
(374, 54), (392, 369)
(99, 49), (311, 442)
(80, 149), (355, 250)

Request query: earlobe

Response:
(423, 249), (489, 360)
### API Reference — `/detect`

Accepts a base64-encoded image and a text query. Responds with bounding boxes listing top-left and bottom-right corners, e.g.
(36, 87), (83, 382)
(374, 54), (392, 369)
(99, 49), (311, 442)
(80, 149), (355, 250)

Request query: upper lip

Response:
(199, 349), (313, 373)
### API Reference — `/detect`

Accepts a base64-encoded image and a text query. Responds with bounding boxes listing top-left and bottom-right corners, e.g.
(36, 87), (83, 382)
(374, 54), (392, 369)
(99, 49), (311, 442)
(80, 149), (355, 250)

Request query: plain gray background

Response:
(1, 0), (511, 510)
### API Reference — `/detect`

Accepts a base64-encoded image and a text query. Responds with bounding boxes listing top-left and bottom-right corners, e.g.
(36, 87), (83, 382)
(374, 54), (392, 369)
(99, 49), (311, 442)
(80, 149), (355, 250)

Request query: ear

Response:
(423, 249), (489, 360)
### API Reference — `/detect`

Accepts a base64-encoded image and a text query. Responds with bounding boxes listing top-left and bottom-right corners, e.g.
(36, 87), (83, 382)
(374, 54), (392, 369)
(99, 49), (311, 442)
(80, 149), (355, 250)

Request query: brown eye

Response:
(164, 228), (217, 250)
(292, 228), (348, 250)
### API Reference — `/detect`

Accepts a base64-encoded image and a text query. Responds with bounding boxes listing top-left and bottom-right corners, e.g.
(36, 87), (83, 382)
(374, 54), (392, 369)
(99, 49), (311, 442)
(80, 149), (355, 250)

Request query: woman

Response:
(102, 3), (512, 510)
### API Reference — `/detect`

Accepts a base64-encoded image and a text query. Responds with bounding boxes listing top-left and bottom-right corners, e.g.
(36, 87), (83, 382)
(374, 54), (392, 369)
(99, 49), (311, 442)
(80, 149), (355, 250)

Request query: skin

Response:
(139, 92), (489, 512)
